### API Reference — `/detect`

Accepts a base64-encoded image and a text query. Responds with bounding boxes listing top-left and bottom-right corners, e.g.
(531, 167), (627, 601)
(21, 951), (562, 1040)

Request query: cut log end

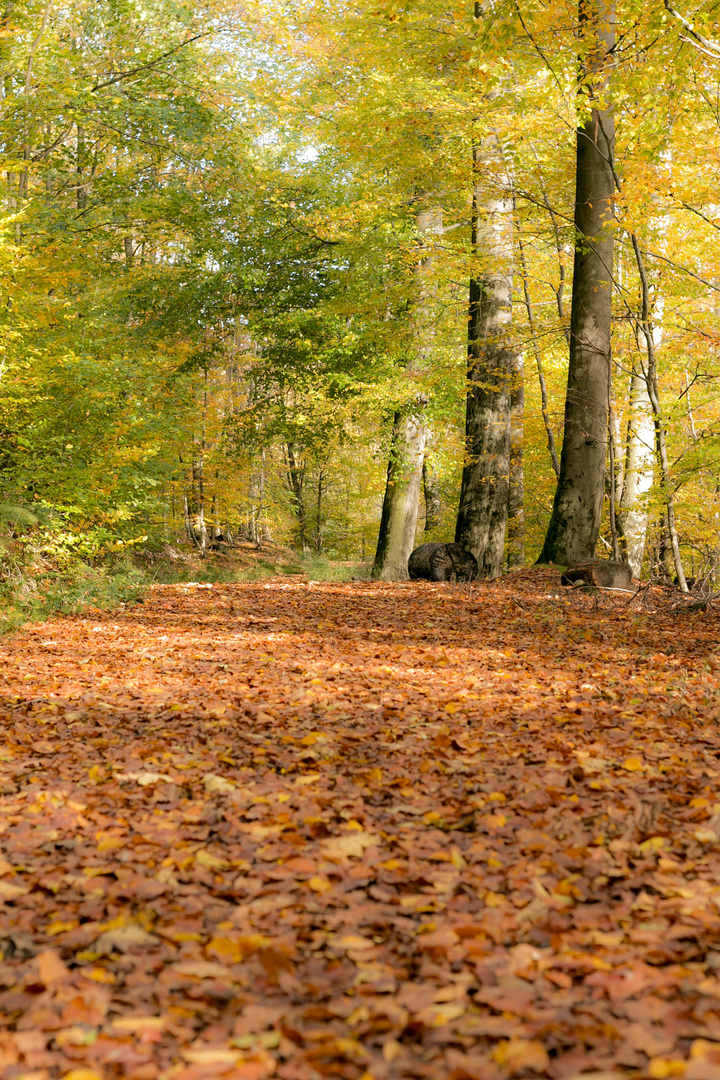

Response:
(408, 542), (478, 582)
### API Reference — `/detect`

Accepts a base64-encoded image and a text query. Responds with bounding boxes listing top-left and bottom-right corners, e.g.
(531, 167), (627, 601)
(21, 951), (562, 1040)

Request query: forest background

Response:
(2, 0), (720, 622)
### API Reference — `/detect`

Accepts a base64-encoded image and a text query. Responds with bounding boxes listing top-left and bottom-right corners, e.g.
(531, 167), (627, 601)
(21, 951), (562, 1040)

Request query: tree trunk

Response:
(372, 206), (440, 580)
(372, 408), (427, 580)
(315, 468), (324, 553)
(286, 441), (309, 553)
(537, 0), (615, 566)
(422, 456), (441, 533)
(620, 365), (655, 576)
(517, 231), (560, 478)
(455, 140), (514, 579)
(507, 350), (525, 569)
(630, 236), (687, 590)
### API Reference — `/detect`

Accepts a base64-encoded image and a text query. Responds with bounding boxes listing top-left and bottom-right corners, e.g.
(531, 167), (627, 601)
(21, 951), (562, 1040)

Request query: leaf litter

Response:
(0, 569), (720, 1079)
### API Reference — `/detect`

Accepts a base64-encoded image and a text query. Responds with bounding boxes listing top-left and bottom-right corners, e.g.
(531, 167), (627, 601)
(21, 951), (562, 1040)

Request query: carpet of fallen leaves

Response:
(2, 569), (720, 1080)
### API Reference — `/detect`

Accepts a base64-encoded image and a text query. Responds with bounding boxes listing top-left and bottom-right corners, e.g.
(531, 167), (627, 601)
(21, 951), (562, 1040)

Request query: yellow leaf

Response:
(84, 966), (115, 984)
(112, 1016), (166, 1034)
(96, 833), (124, 852)
(183, 1049), (241, 1065)
(206, 934), (267, 963)
(296, 772), (322, 786)
(694, 827), (719, 844)
(195, 849), (229, 870)
(47, 919), (78, 936)
(648, 1058), (686, 1078)
(308, 875), (333, 892)
(622, 756), (645, 771)
(62, 1071), (104, 1080)
(691, 1039), (720, 1063)
(450, 846), (466, 870)
(640, 836), (669, 854)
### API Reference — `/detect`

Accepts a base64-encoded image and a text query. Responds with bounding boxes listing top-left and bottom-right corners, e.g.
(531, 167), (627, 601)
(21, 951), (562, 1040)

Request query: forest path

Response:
(1, 570), (720, 1080)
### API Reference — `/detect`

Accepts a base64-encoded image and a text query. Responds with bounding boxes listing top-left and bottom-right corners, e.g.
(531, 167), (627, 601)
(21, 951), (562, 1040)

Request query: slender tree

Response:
(372, 207), (440, 580)
(537, 0), (615, 565)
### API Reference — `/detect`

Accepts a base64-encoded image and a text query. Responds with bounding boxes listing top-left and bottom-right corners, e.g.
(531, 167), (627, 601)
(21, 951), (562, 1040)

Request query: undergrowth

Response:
(0, 543), (367, 632)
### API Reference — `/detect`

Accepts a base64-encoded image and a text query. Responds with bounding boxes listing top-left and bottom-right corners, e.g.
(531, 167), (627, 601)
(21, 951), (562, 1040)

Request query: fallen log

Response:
(561, 559), (632, 590)
(408, 542), (478, 582)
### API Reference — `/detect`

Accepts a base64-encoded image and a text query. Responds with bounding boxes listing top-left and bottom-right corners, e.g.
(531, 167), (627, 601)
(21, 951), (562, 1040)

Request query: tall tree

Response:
(372, 207), (440, 581)
(537, 0), (615, 566)
(454, 139), (515, 578)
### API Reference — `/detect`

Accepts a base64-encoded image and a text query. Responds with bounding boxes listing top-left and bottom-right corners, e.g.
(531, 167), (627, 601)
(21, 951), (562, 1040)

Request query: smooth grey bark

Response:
(422, 457), (441, 533)
(372, 407), (427, 580)
(286, 441), (309, 554)
(538, 0), (615, 565)
(315, 467), (325, 553)
(630, 235), (687, 590)
(620, 365), (655, 576)
(455, 141), (514, 578)
(517, 231), (560, 478)
(507, 350), (525, 568)
(372, 208), (440, 580)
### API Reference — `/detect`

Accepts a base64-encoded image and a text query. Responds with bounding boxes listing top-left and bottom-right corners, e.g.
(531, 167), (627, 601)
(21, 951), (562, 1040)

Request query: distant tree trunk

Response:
(517, 231), (560, 479)
(211, 491), (221, 541)
(286, 442), (309, 553)
(455, 140), (514, 578)
(423, 457), (441, 533)
(507, 351), (525, 569)
(537, 0), (615, 566)
(372, 408), (427, 580)
(372, 206), (441, 580)
(630, 236), (687, 590)
(315, 468), (325, 553)
(620, 365), (655, 576)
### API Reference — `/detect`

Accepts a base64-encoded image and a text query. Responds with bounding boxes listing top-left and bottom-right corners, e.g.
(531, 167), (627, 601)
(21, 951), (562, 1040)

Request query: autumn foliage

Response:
(0, 571), (719, 1078)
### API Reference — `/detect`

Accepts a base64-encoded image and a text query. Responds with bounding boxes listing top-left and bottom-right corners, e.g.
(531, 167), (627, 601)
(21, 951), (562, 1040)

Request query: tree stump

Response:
(408, 542), (478, 582)
(561, 559), (632, 590)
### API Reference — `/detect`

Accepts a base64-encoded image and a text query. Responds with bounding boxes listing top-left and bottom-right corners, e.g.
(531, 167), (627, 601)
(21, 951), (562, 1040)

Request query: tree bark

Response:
(372, 408), (427, 580)
(507, 349), (525, 569)
(517, 230), (560, 478)
(455, 141), (514, 579)
(372, 207), (440, 580)
(286, 442), (309, 553)
(630, 235), (687, 590)
(422, 456), (441, 533)
(620, 365), (655, 576)
(537, 0), (615, 565)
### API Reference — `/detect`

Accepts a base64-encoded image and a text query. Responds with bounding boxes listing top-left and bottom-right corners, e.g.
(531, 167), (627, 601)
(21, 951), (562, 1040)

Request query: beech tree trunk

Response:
(507, 350), (525, 569)
(372, 408), (427, 580)
(286, 442), (309, 553)
(372, 207), (440, 580)
(537, 0), (615, 566)
(455, 141), (514, 578)
(620, 366), (655, 576)
(630, 237), (687, 590)
(422, 456), (441, 533)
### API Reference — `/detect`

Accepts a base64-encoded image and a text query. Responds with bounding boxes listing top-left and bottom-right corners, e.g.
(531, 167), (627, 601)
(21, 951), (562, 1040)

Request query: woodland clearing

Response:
(0, 569), (720, 1080)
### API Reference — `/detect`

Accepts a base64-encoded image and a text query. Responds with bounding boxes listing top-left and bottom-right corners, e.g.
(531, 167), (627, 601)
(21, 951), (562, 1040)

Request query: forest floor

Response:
(1, 568), (720, 1080)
